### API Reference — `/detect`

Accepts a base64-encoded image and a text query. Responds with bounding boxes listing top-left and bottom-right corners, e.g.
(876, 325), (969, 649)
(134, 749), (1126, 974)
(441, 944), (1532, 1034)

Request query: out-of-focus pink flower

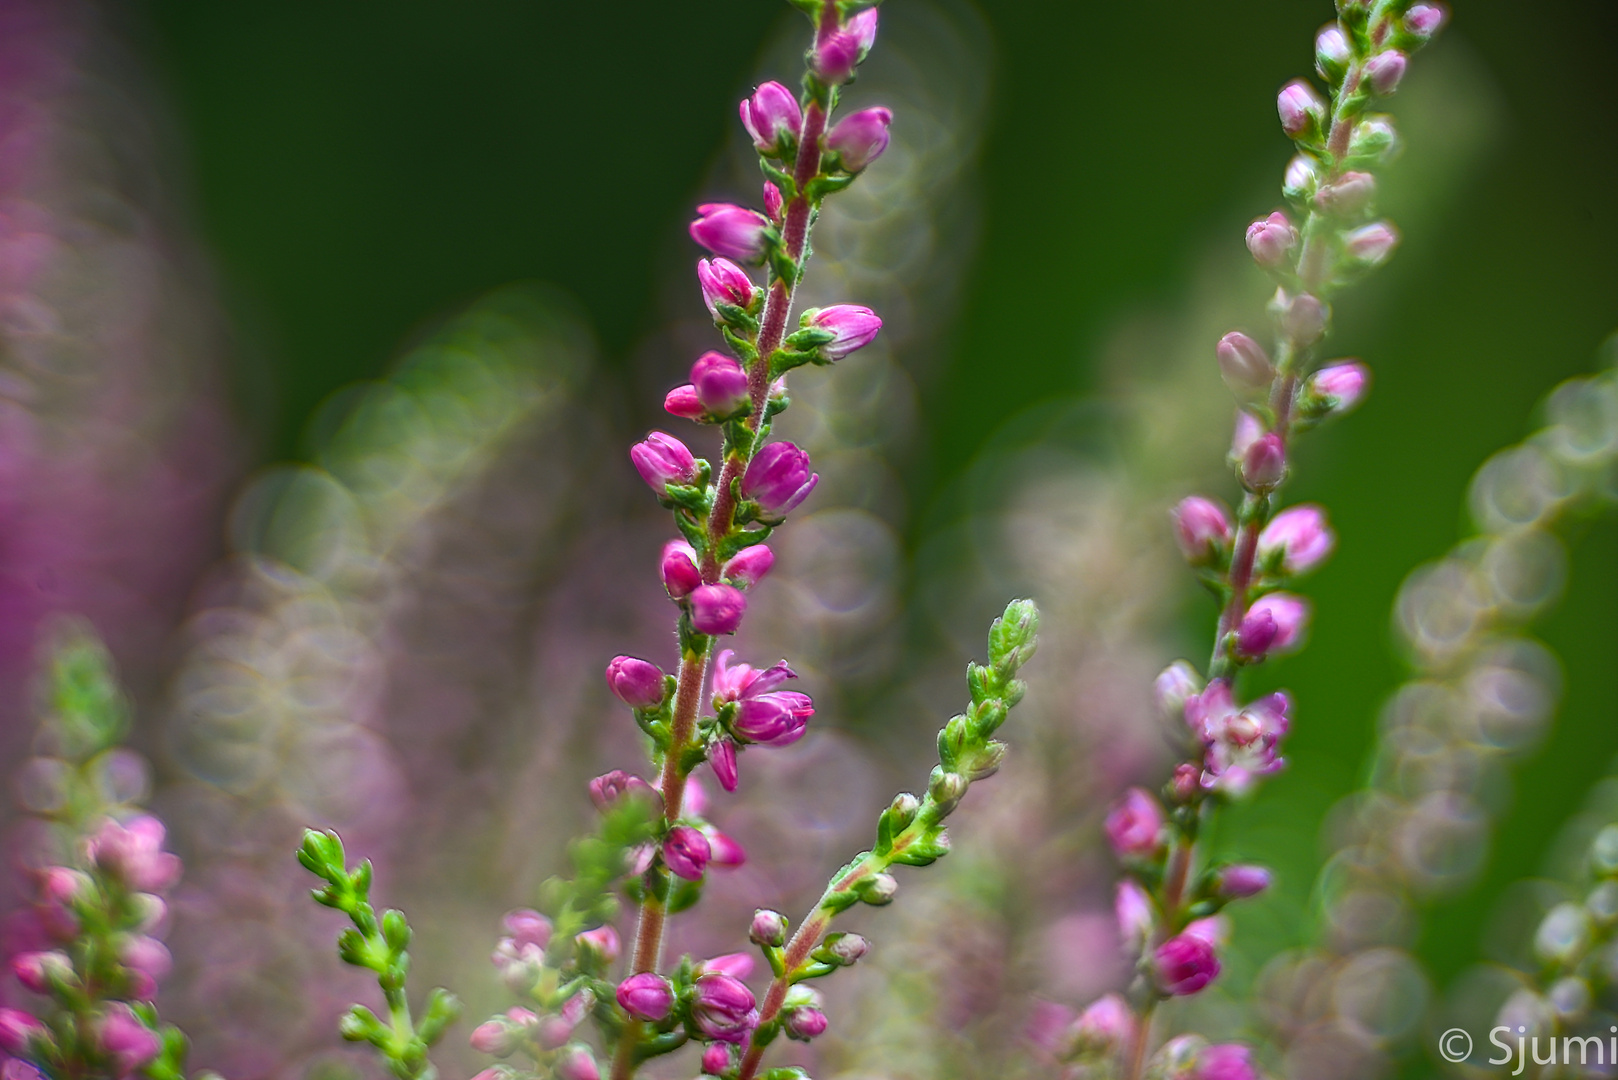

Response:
(826, 107), (892, 172)
(1244, 593), (1310, 655)
(739, 82), (802, 154)
(1231, 410), (1264, 459)
(690, 584), (747, 636)
(630, 432), (697, 493)
(663, 825), (711, 881)
(697, 258), (757, 317)
(616, 973), (674, 1022)
(1154, 661), (1203, 721)
(575, 925), (620, 966)
(1277, 290), (1327, 345)
(117, 935), (172, 999)
(1153, 933), (1221, 996)
(691, 973), (758, 1044)
(689, 204), (772, 264)
(722, 545), (774, 589)
(661, 540), (702, 599)
(1185, 682), (1291, 795)
(691, 352), (749, 418)
(741, 442), (818, 519)
(37, 868), (89, 940)
(1075, 993), (1135, 1056)
(1196, 1043), (1259, 1080)
(1241, 433), (1286, 492)
(1172, 497), (1232, 566)
(1306, 362), (1370, 414)
(98, 1005), (161, 1077)
(1103, 788), (1166, 860)
(11, 951), (70, 995)
(701, 1043), (733, 1075)
(1216, 865), (1273, 900)
(588, 770), (658, 814)
(1314, 171), (1376, 216)
(1344, 222), (1399, 266)
(1115, 879), (1155, 952)
(86, 816), (181, 893)
(535, 993), (591, 1051)
(711, 651), (813, 747)
(502, 910), (552, 951)
(554, 1044), (600, 1080)
(1315, 26), (1350, 78)
(604, 656), (665, 709)
(1365, 50), (1407, 94)
(0, 1009), (44, 1056)
(698, 953), (754, 980)
(1257, 505), (1335, 575)
(702, 828), (747, 869)
(1216, 331), (1273, 396)
(1406, 4), (1446, 38)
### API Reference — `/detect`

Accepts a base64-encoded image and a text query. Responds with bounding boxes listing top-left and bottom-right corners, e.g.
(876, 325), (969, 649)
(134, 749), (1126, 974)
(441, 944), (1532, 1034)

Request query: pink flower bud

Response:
(1074, 993), (1135, 1055)
(1405, 4), (1446, 39)
(801, 304), (883, 362)
(1257, 505), (1335, 575)
(1305, 362), (1369, 415)
(1216, 865), (1273, 900)
(1275, 290), (1327, 345)
(691, 352), (749, 417)
(1235, 608), (1279, 658)
(825, 933), (869, 965)
(604, 656), (665, 709)
(575, 925), (620, 966)
(663, 825), (711, 881)
(491, 938), (545, 993)
(86, 816), (181, 894)
(710, 737), (739, 792)
(1171, 763), (1200, 803)
(1104, 788), (1166, 860)
(1154, 660), (1203, 722)
(554, 1045), (600, 1080)
(1215, 331), (1273, 395)
(813, 8), (878, 84)
(1348, 115), (1400, 164)
(785, 1007), (828, 1040)
(11, 951), (70, 995)
(664, 384), (704, 420)
(470, 1018), (521, 1057)
(1153, 933), (1221, 996)
(1241, 433), (1286, 491)
(750, 909), (787, 948)
(0, 1009), (44, 1057)
(661, 540), (702, 599)
(1231, 410), (1264, 460)
(690, 583), (747, 636)
(588, 770), (659, 814)
(117, 935), (172, 994)
(1276, 80), (1325, 138)
(1244, 213), (1297, 270)
(763, 180), (783, 220)
(742, 442), (818, 518)
(502, 909), (552, 951)
(1365, 50), (1407, 95)
(691, 972), (759, 1044)
(1315, 25), (1351, 80)
(630, 432), (697, 493)
(684, 772), (709, 817)
(1247, 593), (1310, 654)
(722, 544), (774, 589)
(689, 204), (772, 264)
(536, 994), (589, 1051)
(826, 107), (892, 172)
(739, 82), (802, 155)
(697, 258), (758, 318)
(1314, 171), (1376, 216)
(701, 1043), (733, 1075)
(699, 953), (754, 980)
(1196, 1043), (1260, 1080)
(702, 828), (747, 869)
(1115, 879), (1156, 951)
(616, 973), (674, 1022)
(98, 1005), (161, 1076)
(1282, 155), (1319, 200)
(1344, 222), (1399, 267)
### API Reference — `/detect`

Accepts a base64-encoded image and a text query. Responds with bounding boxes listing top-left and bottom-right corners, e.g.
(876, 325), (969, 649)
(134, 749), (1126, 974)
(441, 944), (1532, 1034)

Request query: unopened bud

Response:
(1275, 290), (1327, 345)
(862, 873), (898, 906)
(888, 792), (920, 830)
(1405, 4), (1446, 40)
(928, 767), (968, 811)
(1314, 24), (1351, 82)
(1216, 865), (1273, 899)
(749, 909), (788, 948)
(1244, 213), (1297, 271)
(1365, 50), (1407, 95)
(1241, 434), (1286, 492)
(1314, 171), (1376, 217)
(1154, 661), (1203, 723)
(1216, 332), (1274, 396)
(1276, 80), (1326, 140)
(1282, 155), (1320, 201)
(1347, 115), (1400, 166)
(1170, 763), (1200, 803)
(1343, 222), (1399, 268)
(824, 933), (869, 966)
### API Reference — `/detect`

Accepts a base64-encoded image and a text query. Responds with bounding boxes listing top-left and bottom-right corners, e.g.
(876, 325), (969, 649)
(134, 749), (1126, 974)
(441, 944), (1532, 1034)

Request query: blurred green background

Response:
(133, 0), (1615, 1019)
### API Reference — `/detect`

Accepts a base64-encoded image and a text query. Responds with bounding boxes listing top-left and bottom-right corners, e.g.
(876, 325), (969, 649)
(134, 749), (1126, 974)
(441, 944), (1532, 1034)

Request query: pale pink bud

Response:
(1405, 4), (1446, 39)
(742, 442), (818, 518)
(1276, 80), (1325, 138)
(702, 828), (747, 869)
(37, 867), (89, 940)
(11, 951), (71, 995)
(1154, 661), (1203, 722)
(699, 953), (754, 980)
(825, 933), (869, 965)
(690, 584), (747, 636)
(1075, 993), (1135, 1055)
(536, 993), (589, 1051)
(801, 304), (882, 362)
(86, 816), (181, 894)
(575, 925), (620, 966)
(1153, 933), (1221, 996)
(1314, 171), (1376, 216)
(826, 107), (892, 172)
(470, 1019), (520, 1057)
(1104, 788), (1166, 860)
(785, 1007), (828, 1040)
(1247, 593), (1310, 654)
(1315, 25), (1351, 80)
(697, 258), (758, 317)
(1216, 331), (1274, 395)
(1365, 50), (1407, 95)
(661, 540), (702, 599)
(739, 82), (802, 154)
(1283, 155), (1320, 200)
(722, 545), (774, 588)
(1216, 865), (1273, 899)
(1115, 879), (1156, 951)
(117, 935), (172, 988)
(689, 204), (771, 264)
(554, 1044), (600, 1080)
(1172, 497), (1232, 565)
(664, 384), (703, 420)
(1241, 433), (1286, 491)
(701, 1043), (733, 1075)
(629, 431), (697, 492)
(1231, 410), (1264, 459)
(691, 972), (759, 1044)
(616, 973), (674, 1022)
(749, 909), (787, 948)
(491, 938), (544, 992)
(1244, 213), (1296, 270)
(1276, 290), (1327, 345)
(604, 656), (665, 708)
(710, 737), (739, 792)
(691, 352), (749, 417)
(663, 825), (711, 881)
(1258, 505), (1335, 575)
(1305, 362), (1370, 414)
(1344, 222), (1399, 266)
(502, 909), (552, 950)
(98, 1005), (161, 1076)
(0, 1009), (44, 1056)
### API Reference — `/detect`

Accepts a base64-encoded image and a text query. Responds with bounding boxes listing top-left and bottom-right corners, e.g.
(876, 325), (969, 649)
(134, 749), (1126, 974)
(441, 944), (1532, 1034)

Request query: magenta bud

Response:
(1075, 993), (1135, 1055)
(701, 1043), (733, 1075)
(763, 181), (783, 221)
(630, 431), (697, 493)
(1215, 331), (1274, 396)
(1305, 362), (1370, 415)
(1235, 609), (1279, 658)
(605, 656), (665, 709)
(703, 828), (747, 869)
(1104, 788), (1167, 860)
(1153, 933), (1222, 996)
(1365, 50), (1407, 95)
(690, 583), (747, 636)
(661, 540), (703, 600)
(691, 352), (749, 417)
(742, 442), (818, 519)
(1405, 4), (1446, 39)
(1344, 222), (1399, 267)
(692, 972), (759, 1044)
(710, 737), (739, 792)
(750, 909), (788, 948)
(1115, 879), (1156, 951)
(785, 1007), (829, 1041)
(1247, 593), (1310, 654)
(1244, 213), (1297, 271)
(801, 304), (883, 362)
(502, 909), (552, 951)
(554, 1045), (600, 1080)
(86, 817), (181, 894)
(11, 951), (71, 995)
(1315, 24), (1351, 81)
(1277, 80), (1325, 138)
(616, 973), (674, 1022)
(697, 257), (758, 318)
(1196, 1043), (1260, 1080)
(1258, 504), (1335, 575)
(739, 81), (802, 155)
(575, 925), (621, 966)
(689, 204), (772, 265)
(98, 1005), (161, 1075)
(813, 8), (878, 84)
(1314, 171), (1376, 217)
(1241, 434), (1286, 491)
(1217, 865), (1273, 900)
(664, 384), (704, 420)
(663, 825), (712, 881)
(0, 1009), (44, 1057)
(826, 107), (892, 172)
(722, 544), (774, 589)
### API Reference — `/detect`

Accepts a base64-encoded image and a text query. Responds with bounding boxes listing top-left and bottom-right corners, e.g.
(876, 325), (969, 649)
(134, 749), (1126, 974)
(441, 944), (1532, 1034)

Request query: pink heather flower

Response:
(1184, 916), (1231, 949)
(1276, 290), (1327, 345)
(701, 1043), (733, 1075)
(691, 972), (759, 1044)
(1216, 865), (1273, 900)
(664, 384), (703, 420)
(536, 993), (591, 1050)
(1406, 4), (1446, 38)
(1171, 763), (1200, 803)
(1103, 788), (1166, 860)
(1314, 170), (1376, 216)
(722, 544), (774, 589)
(689, 204), (772, 264)
(1216, 331), (1273, 396)
(0, 1009), (44, 1056)
(785, 1007), (829, 1040)
(554, 1045), (600, 1080)
(99, 1005), (162, 1076)
(1244, 212), (1297, 270)
(1153, 933), (1221, 996)
(117, 935), (172, 997)
(749, 909), (787, 948)
(1185, 682), (1291, 795)
(1231, 410), (1263, 460)
(1074, 993), (1135, 1056)
(1283, 154), (1320, 200)
(503, 909), (552, 950)
(661, 540), (702, 599)
(691, 352), (749, 417)
(690, 583), (747, 636)
(1306, 362), (1370, 414)
(1115, 879), (1156, 952)
(1154, 660), (1203, 721)
(702, 828), (747, 869)
(1241, 433), (1286, 491)
(813, 7), (878, 84)
(630, 432), (698, 494)
(697, 258), (758, 317)
(575, 925), (621, 965)
(710, 736), (740, 791)
(86, 817), (181, 894)
(698, 953), (755, 980)
(604, 656), (665, 709)
(741, 442), (818, 518)
(1258, 504), (1335, 575)
(38, 868), (89, 939)
(1196, 1043), (1260, 1080)
(663, 825), (712, 881)
(1365, 50), (1408, 95)
(1246, 592), (1310, 654)
(588, 770), (659, 813)
(491, 937), (545, 993)
(739, 81), (802, 154)
(1276, 79), (1325, 138)
(763, 181), (783, 220)
(470, 1018), (521, 1057)
(616, 973), (674, 1022)
(1235, 607), (1279, 658)
(801, 305), (882, 362)
(2, 1058), (44, 1080)
(1315, 25), (1351, 79)
(1344, 222), (1399, 267)
(11, 951), (70, 995)
(712, 651), (814, 747)
(826, 107), (892, 172)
